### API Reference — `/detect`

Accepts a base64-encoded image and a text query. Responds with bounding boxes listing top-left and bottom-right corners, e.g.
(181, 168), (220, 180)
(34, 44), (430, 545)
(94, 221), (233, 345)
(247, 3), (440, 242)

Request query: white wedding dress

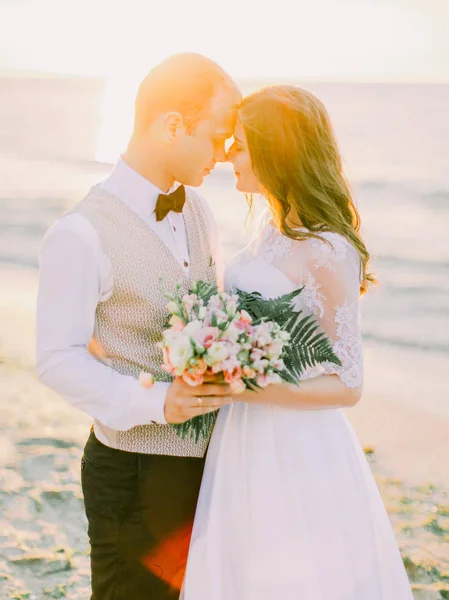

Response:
(183, 219), (413, 600)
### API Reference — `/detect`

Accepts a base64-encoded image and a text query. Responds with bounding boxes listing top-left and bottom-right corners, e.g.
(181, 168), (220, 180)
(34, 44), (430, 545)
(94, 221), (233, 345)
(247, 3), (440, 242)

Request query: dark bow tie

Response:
(155, 185), (186, 222)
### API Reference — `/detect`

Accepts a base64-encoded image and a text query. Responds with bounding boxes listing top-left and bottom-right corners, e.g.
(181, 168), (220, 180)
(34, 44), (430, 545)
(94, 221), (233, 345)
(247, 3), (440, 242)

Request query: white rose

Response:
(205, 341), (229, 365)
(183, 320), (203, 336)
(168, 337), (194, 373)
(223, 322), (240, 342)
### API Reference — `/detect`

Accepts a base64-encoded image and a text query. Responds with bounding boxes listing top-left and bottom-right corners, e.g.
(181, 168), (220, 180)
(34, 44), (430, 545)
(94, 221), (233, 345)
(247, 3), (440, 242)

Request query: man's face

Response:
(171, 87), (238, 187)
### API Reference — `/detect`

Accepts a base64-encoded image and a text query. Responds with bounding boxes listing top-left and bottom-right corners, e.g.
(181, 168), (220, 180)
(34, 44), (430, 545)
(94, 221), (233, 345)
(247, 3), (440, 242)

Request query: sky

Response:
(0, 0), (448, 83)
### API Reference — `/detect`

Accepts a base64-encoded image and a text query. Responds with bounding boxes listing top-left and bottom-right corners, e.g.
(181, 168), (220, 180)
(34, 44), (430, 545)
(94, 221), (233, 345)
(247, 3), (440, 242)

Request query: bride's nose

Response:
(226, 142), (236, 163)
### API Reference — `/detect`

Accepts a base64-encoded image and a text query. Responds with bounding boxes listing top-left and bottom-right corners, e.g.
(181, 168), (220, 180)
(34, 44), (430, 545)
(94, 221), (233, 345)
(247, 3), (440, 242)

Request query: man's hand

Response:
(164, 378), (233, 424)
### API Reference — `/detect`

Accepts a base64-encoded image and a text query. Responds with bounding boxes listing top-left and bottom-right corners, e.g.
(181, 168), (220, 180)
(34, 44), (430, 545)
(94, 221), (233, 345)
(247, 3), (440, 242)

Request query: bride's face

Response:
(227, 119), (261, 193)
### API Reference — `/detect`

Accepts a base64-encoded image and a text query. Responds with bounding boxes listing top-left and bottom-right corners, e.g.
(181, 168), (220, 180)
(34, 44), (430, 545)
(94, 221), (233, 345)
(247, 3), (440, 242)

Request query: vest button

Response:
(184, 260), (189, 267)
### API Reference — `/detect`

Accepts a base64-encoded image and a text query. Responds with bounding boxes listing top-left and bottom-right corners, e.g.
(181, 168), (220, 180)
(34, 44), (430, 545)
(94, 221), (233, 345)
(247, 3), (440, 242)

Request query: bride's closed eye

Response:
(228, 140), (243, 153)
(233, 136), (244, 150)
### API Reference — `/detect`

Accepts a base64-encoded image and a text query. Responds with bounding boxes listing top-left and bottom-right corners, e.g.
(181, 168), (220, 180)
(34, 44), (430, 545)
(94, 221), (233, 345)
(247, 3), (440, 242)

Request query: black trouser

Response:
(81, 428), (206, 599)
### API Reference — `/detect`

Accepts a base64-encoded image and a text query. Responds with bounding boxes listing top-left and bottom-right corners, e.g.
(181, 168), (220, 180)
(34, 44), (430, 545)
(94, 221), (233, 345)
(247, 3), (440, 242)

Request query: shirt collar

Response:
(101, 158), (177, 220)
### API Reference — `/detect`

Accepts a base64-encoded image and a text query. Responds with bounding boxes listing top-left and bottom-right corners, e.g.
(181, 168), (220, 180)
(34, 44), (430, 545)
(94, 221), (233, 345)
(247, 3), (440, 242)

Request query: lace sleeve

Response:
(277, 232), (364, 388)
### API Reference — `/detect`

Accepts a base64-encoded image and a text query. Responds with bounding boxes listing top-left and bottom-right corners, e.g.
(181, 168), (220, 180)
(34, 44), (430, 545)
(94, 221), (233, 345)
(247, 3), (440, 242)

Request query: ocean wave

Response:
(0, 255), (38, 269)
(424, 190), (449, 209)
(375, 254), (449, 271)
(387, 286), (445, 296)
(362, 332), (449, 355)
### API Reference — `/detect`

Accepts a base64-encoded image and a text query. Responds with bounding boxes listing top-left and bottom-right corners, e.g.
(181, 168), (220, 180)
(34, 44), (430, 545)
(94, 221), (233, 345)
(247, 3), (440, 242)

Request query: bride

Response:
(183, 86), (413, 599)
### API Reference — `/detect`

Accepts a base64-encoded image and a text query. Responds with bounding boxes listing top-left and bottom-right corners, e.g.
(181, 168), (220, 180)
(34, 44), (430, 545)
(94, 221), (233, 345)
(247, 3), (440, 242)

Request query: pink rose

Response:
(182, 371), (204, 387)
(256, 374), (269, 388)
(265, 341), (284, 359)
(222, 356), (240, 372)
(193, 326), (219, 349)
(139, 372), (155, 388)
(230, 378), (246, 394)
(239, 310), (253, 325)
(243, 365), (256, 379)
(191, 358), (207, 375)
(273, 358), (285, 370)
(257, 359), (269, 374)
(235, 310), (253, 331)
(223, 365), (243, 384)
(256, 373), (281, 387)
(250, 348), (264, 361)
(169, 315), (185, 331)
(234, 319), (247, 332)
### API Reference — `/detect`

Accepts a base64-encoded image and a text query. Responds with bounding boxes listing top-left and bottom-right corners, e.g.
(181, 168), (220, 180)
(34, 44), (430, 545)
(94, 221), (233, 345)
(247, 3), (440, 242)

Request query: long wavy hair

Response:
(239, 85), (375, 293)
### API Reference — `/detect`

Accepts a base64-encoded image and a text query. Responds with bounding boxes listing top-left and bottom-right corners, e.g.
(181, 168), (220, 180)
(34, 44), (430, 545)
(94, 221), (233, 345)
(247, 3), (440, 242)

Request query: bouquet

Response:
(162, 286), (290, 391)
(148, 281), (341, 442)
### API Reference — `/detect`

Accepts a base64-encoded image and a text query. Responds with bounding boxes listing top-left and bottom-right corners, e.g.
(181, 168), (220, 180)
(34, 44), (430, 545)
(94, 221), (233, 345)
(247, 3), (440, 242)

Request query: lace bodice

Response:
(225, 218), (364, 388)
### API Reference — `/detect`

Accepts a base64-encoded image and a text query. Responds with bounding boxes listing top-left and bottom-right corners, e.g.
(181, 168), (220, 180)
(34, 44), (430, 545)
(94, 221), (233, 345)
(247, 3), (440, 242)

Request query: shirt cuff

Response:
(138, 382), (169, 425)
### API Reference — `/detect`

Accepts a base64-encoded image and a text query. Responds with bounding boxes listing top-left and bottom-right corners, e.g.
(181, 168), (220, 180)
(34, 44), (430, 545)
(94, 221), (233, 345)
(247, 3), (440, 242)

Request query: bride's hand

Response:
(233, 382), (283, 404)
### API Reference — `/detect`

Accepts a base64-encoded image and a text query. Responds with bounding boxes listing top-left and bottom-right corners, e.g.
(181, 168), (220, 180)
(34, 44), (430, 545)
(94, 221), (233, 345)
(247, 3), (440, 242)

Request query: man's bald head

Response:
(133, 52), (240, 134)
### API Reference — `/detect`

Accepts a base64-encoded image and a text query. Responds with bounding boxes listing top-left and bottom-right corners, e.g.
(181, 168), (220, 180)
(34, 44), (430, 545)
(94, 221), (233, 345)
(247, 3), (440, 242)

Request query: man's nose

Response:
(225, 146), (234, 163)
(214, 146), (227, 163)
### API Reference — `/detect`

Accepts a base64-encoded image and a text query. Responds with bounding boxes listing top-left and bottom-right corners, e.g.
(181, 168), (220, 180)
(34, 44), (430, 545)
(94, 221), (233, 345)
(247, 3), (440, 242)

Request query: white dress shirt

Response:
(36, 159), (222, 441)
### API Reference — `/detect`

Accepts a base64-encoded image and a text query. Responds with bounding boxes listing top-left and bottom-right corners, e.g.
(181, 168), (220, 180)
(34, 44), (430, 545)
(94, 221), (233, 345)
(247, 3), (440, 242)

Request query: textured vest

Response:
(73, 186), (217, 457)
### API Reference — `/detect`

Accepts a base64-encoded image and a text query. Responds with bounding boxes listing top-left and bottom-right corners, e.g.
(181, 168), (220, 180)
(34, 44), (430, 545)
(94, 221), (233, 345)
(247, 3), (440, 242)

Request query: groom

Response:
(36, 53), (240, 599)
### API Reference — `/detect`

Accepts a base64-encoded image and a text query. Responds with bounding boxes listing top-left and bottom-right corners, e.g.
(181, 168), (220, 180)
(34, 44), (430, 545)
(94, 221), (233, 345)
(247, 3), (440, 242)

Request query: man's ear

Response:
(163, 112), (185, 143)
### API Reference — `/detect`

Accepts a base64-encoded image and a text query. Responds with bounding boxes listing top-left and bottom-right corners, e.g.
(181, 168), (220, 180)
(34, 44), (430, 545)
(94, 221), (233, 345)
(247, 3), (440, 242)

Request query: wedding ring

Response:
(197, 397), (203, 407)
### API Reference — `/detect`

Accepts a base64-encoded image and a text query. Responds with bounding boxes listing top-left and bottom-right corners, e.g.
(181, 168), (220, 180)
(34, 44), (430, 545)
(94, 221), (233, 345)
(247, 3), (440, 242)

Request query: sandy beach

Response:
(0, 264), (447, 599)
